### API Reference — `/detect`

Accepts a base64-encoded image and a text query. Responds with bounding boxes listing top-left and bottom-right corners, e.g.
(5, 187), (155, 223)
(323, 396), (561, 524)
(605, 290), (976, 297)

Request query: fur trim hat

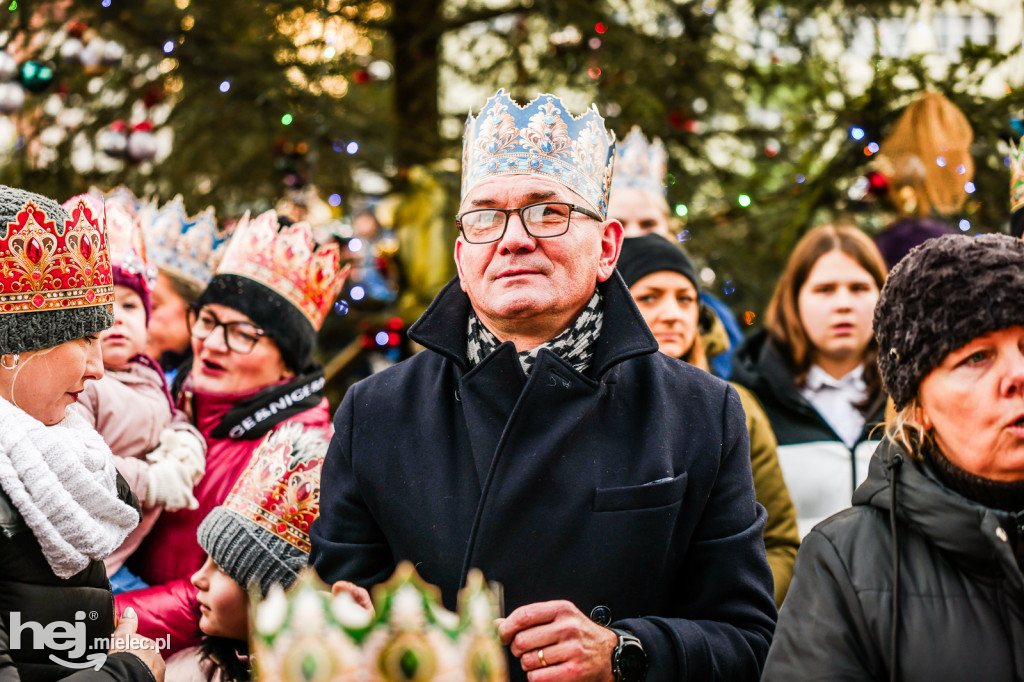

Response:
(874, 233), (1024, 409)
(616, 234), (700, 293)
(197, 422), (328, 596)
(0, 187), (114, 354)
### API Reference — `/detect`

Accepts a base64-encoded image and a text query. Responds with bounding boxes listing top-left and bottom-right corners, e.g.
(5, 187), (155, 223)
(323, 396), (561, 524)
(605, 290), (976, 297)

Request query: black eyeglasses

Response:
(455, 201), (603, 245)
(187, 307), (266, 354)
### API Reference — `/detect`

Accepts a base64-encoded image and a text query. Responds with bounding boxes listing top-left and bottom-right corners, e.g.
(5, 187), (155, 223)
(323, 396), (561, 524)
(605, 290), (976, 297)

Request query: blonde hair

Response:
(878, 92), (973, 217)
(884, 396), (930, 458)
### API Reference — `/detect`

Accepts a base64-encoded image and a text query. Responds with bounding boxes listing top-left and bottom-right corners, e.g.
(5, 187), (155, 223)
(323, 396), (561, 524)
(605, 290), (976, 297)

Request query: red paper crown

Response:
(0, 198), (115, 314)
(215, 210), (345, 330)
(222, 425), (324, 553)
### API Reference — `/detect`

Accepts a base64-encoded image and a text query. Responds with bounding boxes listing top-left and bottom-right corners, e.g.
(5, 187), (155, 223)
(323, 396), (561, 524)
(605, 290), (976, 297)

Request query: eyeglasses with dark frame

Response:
(455, 201), (603, 245)
(187, 307), (266, 354)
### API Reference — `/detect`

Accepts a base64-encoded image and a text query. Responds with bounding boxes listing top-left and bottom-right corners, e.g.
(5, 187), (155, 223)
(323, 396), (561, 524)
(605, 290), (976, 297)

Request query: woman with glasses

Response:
(116, 210), (347, 658)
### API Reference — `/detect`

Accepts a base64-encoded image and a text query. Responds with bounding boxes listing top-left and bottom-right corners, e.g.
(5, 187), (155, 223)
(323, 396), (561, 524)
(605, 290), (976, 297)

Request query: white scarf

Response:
(0, 397), (139, 578)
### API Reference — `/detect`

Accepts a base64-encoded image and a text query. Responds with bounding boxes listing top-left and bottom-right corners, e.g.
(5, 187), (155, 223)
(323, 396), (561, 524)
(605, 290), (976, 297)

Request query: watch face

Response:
(616, 642), (647, 681)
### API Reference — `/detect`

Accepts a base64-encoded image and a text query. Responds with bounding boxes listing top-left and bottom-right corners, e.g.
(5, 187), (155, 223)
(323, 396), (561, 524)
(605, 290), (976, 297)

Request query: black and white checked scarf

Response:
(466, 291), (603, 376)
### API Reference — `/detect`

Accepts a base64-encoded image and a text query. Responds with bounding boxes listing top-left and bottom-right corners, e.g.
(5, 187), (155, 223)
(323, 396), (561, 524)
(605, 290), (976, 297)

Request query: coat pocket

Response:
(592, 472), (688, 512)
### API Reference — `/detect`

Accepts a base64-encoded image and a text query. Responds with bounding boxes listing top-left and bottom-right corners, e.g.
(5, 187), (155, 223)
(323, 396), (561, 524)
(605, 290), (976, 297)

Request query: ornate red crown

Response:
(215, 209), (345, 330)
(222, 424), (324, 554)
(0, 197), (114, 314)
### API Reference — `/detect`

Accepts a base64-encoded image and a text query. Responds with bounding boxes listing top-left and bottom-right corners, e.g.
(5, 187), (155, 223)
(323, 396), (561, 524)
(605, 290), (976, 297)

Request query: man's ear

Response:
(596, 218), (624, 282)
(454, 237), (468, 292)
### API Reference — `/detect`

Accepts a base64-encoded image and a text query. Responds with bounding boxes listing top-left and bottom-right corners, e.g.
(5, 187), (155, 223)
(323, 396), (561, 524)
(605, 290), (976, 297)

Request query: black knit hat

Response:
(0, 186), (114, 354)
(616, 234), (700, 293)
(195, 273), (317, 374)
(874, 233), (1024, 409)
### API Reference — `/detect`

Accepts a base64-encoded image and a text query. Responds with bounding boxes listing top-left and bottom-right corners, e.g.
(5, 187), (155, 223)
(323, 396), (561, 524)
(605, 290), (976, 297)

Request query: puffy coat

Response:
(732, 330), (886, 537)
(1, 477), (154, 681)
(117, 383), (331, 656)
(763, 440), (1024, 681)
(311, 275), (777, 682)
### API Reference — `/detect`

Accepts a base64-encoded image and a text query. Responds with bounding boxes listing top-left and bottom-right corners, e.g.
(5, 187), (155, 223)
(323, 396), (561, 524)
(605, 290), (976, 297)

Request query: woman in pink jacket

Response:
(115, 210), (348, 656)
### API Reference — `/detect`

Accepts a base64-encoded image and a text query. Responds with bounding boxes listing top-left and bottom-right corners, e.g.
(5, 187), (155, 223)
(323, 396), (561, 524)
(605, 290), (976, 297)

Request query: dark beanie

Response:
(195, 273), (316, 374)
(617, 234), (700, 292)
(874, 233), (1024, 409)
(0, 186), (114, 354)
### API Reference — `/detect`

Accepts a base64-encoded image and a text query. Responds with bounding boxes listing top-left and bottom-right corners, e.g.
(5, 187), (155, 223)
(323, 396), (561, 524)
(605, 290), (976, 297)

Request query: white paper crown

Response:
(462, 89), (616, 218)
(610, 126), (668, 198)
(140, 195), (225, 289)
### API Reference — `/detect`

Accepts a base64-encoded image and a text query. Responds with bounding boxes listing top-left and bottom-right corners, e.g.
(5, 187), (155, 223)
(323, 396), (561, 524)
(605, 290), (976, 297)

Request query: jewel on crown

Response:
(65, 192), (157, 292)
(216, 210), (345, 331)
(611, 126), (668, 199)
(462, 89), (616, 218)
(250, 563), (508, 682)
(140, 194), (226, 290)
(0, 196), (114, 313)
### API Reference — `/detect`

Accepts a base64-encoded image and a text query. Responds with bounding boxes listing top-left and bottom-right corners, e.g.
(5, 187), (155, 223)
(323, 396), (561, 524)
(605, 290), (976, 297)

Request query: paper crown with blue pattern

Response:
(138, 195), (226, 290)
(611, 126), (668, 198)
(462, 89), (616, 218)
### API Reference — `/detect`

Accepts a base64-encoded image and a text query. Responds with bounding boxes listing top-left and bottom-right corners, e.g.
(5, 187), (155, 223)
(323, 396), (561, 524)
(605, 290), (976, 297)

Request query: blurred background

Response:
(1, 0), (1022, 397)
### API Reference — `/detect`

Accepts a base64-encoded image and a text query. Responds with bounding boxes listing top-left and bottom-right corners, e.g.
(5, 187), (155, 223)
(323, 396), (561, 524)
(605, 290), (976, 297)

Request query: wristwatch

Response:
(609, 627), (647, 682)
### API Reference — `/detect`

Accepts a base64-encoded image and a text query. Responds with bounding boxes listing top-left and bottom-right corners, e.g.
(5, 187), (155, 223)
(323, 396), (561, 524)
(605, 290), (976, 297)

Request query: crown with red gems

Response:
(140, 194), (225, 290)
(65, 192), (158, 292)
(250, 563), (508, 682)
(462, 89), (616, 218)
(611, 126), (668, 199)
(215, 209), (345, 330)
(0, 191), (114, 315)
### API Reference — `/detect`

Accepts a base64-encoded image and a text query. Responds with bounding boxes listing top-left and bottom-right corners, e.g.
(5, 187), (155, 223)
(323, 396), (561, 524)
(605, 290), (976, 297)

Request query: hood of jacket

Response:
(854, 440), (1024, 588)
(731, 329), (808, 411)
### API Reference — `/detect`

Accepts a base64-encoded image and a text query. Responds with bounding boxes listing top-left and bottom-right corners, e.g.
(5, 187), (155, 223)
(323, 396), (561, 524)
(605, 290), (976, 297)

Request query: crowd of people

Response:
(1, 86), (1023, 682)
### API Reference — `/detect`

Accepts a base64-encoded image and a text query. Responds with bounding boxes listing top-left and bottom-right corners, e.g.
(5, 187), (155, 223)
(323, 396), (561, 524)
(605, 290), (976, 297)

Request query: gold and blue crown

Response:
(140, 195), (226, 290)
(610, 126), (668, 198)
(462, 89), (616, 218)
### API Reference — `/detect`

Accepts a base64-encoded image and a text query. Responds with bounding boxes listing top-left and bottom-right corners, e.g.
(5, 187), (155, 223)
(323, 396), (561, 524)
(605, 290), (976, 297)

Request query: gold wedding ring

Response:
(538, 648), (548, 667)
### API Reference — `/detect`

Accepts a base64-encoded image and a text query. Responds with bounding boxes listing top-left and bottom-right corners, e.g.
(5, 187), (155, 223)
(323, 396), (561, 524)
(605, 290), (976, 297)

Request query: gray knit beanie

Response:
(874, 233), (1024, 409)
(0, 186), (114, 354)
(197, 423), (327, 596)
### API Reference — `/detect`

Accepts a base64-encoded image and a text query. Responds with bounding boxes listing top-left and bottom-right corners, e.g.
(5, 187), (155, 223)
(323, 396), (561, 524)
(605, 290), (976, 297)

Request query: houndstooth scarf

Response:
(466, 291), (603, 375)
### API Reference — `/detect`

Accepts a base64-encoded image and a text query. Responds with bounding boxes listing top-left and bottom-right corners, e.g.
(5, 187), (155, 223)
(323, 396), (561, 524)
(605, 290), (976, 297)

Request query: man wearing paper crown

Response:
(312, 90), (776, 681)
(117, 209), (346, 657)
(0, 186), (167, 681)
(606, 126), (674, 239)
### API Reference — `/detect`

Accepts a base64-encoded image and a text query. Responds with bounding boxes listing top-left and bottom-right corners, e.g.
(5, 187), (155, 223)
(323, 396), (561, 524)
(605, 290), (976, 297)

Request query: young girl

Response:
(164, 422), (333, 681)
(66, 193), (207, 594)
(618, 235), (801, 605)
(732, 224), (888, 537)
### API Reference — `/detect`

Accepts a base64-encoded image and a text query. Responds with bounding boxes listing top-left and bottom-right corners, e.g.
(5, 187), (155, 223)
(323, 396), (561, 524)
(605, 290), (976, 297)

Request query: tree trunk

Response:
(389, 0), (443, 170)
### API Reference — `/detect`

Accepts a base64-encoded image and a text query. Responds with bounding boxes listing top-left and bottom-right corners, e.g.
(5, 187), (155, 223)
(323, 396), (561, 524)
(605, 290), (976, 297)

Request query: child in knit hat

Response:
(164, 421), (332, 682)
(66, 193), (208, 594)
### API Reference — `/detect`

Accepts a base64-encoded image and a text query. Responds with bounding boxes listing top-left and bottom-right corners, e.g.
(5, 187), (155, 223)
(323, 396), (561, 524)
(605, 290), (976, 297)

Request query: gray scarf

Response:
(466, 291), (603, 375)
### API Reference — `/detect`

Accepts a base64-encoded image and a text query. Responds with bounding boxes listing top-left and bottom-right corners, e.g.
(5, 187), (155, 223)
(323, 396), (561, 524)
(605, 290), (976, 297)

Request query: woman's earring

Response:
(1, 353), (20, 370)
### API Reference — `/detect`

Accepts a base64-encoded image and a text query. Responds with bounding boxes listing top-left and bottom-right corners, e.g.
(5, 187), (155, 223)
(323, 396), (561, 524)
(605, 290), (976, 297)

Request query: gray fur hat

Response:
(0, 186), (114, 354)
(197, 423), (328, 596)
(874, 233), (1024, 409)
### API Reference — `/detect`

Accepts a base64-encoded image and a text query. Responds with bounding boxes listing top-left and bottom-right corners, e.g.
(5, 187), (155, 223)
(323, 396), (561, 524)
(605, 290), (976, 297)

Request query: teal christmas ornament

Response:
(19, 60), (54, 93)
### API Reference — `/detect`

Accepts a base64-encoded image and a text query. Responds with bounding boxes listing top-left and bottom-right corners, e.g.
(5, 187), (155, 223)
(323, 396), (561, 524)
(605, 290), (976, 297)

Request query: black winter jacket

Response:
(762, 440), (1024, 681)
(0, 474), (154, 682)
(311, 274), (778, 682)
(732, 331), (886, 536)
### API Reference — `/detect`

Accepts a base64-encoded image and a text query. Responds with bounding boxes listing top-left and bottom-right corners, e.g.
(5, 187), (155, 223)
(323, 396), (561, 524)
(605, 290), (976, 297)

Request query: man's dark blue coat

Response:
(310, 273), (777, 681)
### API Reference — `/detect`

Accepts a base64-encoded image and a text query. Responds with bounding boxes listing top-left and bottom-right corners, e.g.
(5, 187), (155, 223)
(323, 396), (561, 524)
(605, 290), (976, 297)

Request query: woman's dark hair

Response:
(200, 635), (250, 682)
(765, 223), (888, 410)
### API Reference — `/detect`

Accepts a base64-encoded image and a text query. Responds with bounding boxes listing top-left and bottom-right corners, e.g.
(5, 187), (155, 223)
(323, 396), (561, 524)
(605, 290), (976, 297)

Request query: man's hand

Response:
(110, 607), (166, 682)
(497, 600), (617, 682)
(331, 580), (375, 615)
